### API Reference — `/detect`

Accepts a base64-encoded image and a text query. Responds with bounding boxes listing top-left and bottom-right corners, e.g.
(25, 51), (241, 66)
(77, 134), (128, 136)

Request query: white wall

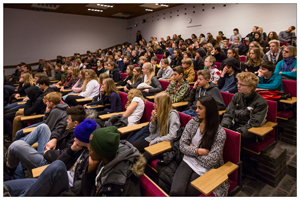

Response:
(4, 8), (127, 66)
(126, 3), (297, 44)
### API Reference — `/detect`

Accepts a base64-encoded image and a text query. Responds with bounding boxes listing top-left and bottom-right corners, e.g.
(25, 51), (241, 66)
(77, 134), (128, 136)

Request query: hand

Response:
(257, 70), (263, 77)
(124, 86), (128, 91)
(292, 68), (297, 72)
(71, 142), (83, 152)
(45, 138), (57, 150)
(88, 155), (100, 172)
(60, 87), (64, 92)
(149, 142), (152, 146)
(197, 148), (210, 156)
(193, 80), (200, 89)
(221, 67), (228, 77)
(151, 110), (157, 122)
(15, 86), (19, 90)
(9, 78), (12, 82)
(14, 94), (20, 99)
(189, 142), (193, 146)
(127, 80), (132, 84)
(45, 106), (51, 113)
(43, 149), (49, 155)
(143, 89), (149, 93)
(83, 104), (87, 109)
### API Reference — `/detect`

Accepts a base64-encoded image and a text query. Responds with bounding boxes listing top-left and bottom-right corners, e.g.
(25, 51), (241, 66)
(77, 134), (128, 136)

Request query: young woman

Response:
(117, 65), (134, 86)
(124, 67), (143, 91)
(159, 50), (171, 68)
(170, 96), (228, 196)
(199, 33), (206, 44)
(275, 46), (297, 80)
(247, 41), (264, 59)
(205, 43), (214, 56)
(95, 59), (105, 77)
(132, 91), (181, 163)
(253, 32), (266, 53)
(61, 69), (86, 101)
(266, 31), (279, 50)
(226, 48), (241, 62)
(139, 63), (162, 97)
(65, 69), (100, 106)
(60, 66), (80, 90)
(108, 61), (121, 82)
(16, 73), (35, 97)
(54, 64), (62, 81)
(243, 48), (264, 74)
(43, 62), (55, 79)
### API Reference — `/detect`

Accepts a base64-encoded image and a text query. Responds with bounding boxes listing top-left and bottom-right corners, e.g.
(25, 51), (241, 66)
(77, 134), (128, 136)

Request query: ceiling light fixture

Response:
(98, 4), (113, 8)
(87, 8), (103, 12)
(155, 3), (169, 7)
(145, 8), (153, 11)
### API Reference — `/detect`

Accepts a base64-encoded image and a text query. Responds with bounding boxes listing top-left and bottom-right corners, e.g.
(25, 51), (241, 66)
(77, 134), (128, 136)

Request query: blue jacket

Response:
(275, 59), (297, 80)
(257, 72), (283, 92)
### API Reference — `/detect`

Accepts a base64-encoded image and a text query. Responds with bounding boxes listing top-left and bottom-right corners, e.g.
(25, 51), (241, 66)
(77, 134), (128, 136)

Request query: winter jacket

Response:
(110, 68), (122, 82)
(17, 82), (32, 97)
(82, 140), (146, 196)
(262, 49), (283, 65)
(165, 80), (190, 103)
(170, 56), (183, 69)
(64, 77), (79, 89)
(188, 83), (226, 111)
(142, 76), (163, 96)
(275, 59), (297, 80)
(193, 58), (205, 71)
(60, 71), (68, 82)
(169, 65), (195, 83)
(214, 52), (227, 63)
(23, 86), (46, 116)
(238, 44), (249, 56)
(179, 118), (229, 197)
(104, 114), (128, 128)
(257, 73), (283, 92)
(221, 92), (268, 138)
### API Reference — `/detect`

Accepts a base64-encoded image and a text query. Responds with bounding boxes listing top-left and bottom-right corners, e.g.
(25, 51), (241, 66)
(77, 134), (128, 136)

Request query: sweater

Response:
(142, 76), (163, 96)
(79, 80), (100, 98)
(101, 92), (122, 113)
(257, 73), (283, 92)
(229, 34), (242, 43)
(262, 49), (283, 65)
(275, 59), (297, 80)
(217, 71), (238, 93)
(126, 77), (143, 90)
(170, 65), (195, 83)
(166, 80), (190, 103)
(157, 67), (173, 80)
(71, 78), (84, 93)
(109, 68), (122, 82)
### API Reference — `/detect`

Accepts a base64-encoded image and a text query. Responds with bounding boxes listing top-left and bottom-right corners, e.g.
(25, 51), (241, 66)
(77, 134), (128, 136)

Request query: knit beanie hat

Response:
(222, 58), (241, 72)
(89, 126), (120, 159)
(197, 48), (206, 57)
(74, 119), (97, 143)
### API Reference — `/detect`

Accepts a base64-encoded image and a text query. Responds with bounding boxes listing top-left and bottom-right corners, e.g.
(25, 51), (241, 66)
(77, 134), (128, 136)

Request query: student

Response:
(4, 119), (97, 196)
(16, 72), (35, 97)
(138, 56), (147, 68)
(130, 50), (139, 64)
(170, 48), (183, 68)
(257, 61), (283, 91)
(193, 48), (206, 71)
(150, 56), (160, 76)
(226, 48), (241, 63)
(230, 36), (242, 49)
(170, 58), (195, 83)
(253, 32), (266, 53)
(114, 53), (124, 72)
(60, 66), (80, 90)
(139, 63), (163, 97)
(165, 66), (190, 103)
(262, 40), (283, 65)
(60, 64), (69, 82)
(132, 91), (181, 163)
(205, 43), (214, 56)
(218, 58), (240, 93)
(182, 69), (226, 117)
(117, 65), (134, 86)
(204, 55), (220, 83)
(54, 63), (62, 81)
(4, 105), (87, 180)
(95, 59), (105, 77)
(238, 37), (250, 56)
(278, 26), (295, 45)
(243, 48), (264, 74)
(107, 61), (121, 82)
(213, 45), (227, 63)
(121, 56), (131, 73)
(62, 69), (86, 101)
(103, 61), (110, 75)
(170, 96), (229, 196)
(159, 50), (171, 68)
(54, 66), (74, 88)
(221, 72), (268, 145)
(246, 26), (259, 41)
(65, 69), (100, 107)
(274, 46), (297, 80)
(157, 58), (173, 80)
(222, 40), (229, 56)
(266, 31), (279, 50)
(229, 28), (242, 44)
(124, 67), (143, 91)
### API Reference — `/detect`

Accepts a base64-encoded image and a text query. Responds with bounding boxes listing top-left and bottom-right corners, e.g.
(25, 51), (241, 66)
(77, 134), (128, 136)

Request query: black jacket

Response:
(125, 77), (143, 90)
(214, 52), (227, 63)
(23, 86), (46, 116)
(130, 55), (139, 65)
(238, 44), (249, 56)
(155, 48), (164, 55)
(109, 68), (122, 82)
(17, 83), (31, 97)
(117, 75), (132, 86)
(170, 56), (183, 68)
(193, 58), (205, 71)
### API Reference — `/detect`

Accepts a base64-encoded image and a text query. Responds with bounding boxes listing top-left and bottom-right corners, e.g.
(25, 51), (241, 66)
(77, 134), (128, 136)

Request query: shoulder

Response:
(132, 97), (142, 102)
(169, 109), (180, 118)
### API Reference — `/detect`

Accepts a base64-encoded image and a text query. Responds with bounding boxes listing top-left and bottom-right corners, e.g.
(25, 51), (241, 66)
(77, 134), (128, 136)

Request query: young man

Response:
(182, 69), (226, 117)
(138, 56), (147, 68)
(193, 48), (206, 71)
(204, 55), (220, 83)
(165, 66), (190, 103)
(4, 119), (98, 196)
(4, 105), (87, 180)
(156, 58), (171, 80)
(121, 56), (130, 73)
(222, 40), (229, 56)
(238, 37), (250, 56)
(170, 58), (195, 83)
(150, 56), (160, 76)
(262, 40), (283, 65)
(278, 26), (296, 45)
(114, 53), (124, 72)
(221, 72), (268, 146)
(257, 61), (283, 91)
(218, 58), (241, 93)
(229, 28), (242, 44)
(130, 50), (139, 64)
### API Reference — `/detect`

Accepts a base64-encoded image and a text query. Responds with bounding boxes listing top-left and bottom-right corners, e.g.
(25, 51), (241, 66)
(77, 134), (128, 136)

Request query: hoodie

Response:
(23, 86), (46, 116)
(82, 140), (146, 196)
(188, 82), (226, 111)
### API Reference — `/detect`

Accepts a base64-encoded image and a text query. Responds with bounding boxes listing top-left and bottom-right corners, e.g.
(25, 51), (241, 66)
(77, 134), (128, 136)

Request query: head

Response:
(126, 65), (135, 76)
(227, 48), (240, 62)
(34, 73), (47, 84)
(287, 26), (295, 33)
(67, 66), (73, 75)
(139, 56), (147, 64)
(55, 64), (62, 72)
(73, 119), (97, 149)
(233, 28), (239, 35)
(44, 92), (62, 109)
(249, 48), (260, 60)
(102, 78), (119, 95)
(99, 72), (109, 85)
(66, 105), (86, 128)
(254, 32), (261, 40)
(197, 69), (211, 87)
(126, 89), (145, 108)
(36, 76), (50, 90)
(72, 67), (80, 79)
(183, 51), (192, 59)
(236, 72), (259, 95)
(181, 58), (192, 69)
(172, 66), (184, 81)
(204, 55), (216, 68)
(142, 62), (154, 76)
(20, 72), (34, 86)
(269, 40), (280, 53)
(234, 36), (240, 44)
(107, 61), (117, 71)
(259, 61), (275, 77)
(160, 58), (169, 69)
(283, 46), (297, 58)
(222, 40), (229, 48)
(150, 56), (158, 65)
(79, 69), (86, 80)
(252, 26), (259, 32)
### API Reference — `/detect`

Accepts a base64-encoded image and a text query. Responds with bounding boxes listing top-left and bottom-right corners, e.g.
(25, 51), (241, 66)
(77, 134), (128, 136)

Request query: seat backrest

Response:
(158, 80), (171, 91)
(178, 112), (193, 127)
(282, 79), (297, 97)
(240, 56), (246, 62)
(280, 42), (287, 46)
(119, 92), (128, 111)
(220, 91), (230, 106)
(266, 99), (277, 138)
(134, 64), (139, 67)
(215, 62), (222, 70)
(141, 100), (154, 123)
(120, 73), (128, 80)
(140, 174), (168, 197)
(156, 54), (164, 63)
(228, 93), (234, 103)
(194, 70), (198, 81)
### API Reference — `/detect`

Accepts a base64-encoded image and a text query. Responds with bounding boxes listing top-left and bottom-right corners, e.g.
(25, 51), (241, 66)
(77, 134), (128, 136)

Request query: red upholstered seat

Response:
(220, 91), (230, 106)
(140, 174), (168, 196)
(140, 100), (154, 123)
(120, 73), (128, 80)
(134, 64), (139, 67)
(228, 43), (232, 47)
(215, 62), (222, 70)
(240, 56), (246, 62)
(156, 54), (164, 64)
(277, 110), (294, 119)
(280, 42), (287, 46)
(158, 80), (171, 91)
(282, 79), (297, 97)
(119, 92), (128, 111)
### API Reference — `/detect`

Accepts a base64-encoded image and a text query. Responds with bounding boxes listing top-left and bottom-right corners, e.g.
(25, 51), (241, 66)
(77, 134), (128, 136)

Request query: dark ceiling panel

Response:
(4, 3), (183, 19)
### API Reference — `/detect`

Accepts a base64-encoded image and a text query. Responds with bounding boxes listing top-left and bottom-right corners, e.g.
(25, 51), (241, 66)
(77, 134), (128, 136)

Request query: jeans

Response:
(14, 122), (43, 141)
(5, 102), (25, 112)
(62, 92), (75, 101)
(7, 123), (51, 170)
(4, 160), (69, 196)
(182, 110), (198, 118)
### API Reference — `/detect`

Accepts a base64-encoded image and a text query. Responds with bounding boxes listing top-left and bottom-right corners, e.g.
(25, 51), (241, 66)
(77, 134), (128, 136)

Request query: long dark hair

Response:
(198, 96), (219, 150)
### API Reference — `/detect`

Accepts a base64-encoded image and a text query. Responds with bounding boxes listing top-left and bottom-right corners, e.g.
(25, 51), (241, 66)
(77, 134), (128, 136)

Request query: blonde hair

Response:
(155, 91), (173, 137)
(139, 56), (147, 61)
(182, 58), (192, 66)
(132, 67), (143, 84)
(125, 89), (145, 109)
(80, 69), (86, 81)
(103, 78), (119, 96)
(197, 69), (211, 80)
(205, 55), (216, 64)
(206, 43), (214, 56)
(82, 69), (98, 92)
(62, 64), (68, 71)
(21, 73), (35, 86)
(247, 41), (264, 57)
(268, 39), (280, 47)
(99, 73), (109, 85)
(284, 46), (297, 57)
(72, 67), (80, 79)
(143, 63), (155, 85)
(44, 92), (62, 105)
(236, 72), (259, 91)
(246, 48), (263, 67)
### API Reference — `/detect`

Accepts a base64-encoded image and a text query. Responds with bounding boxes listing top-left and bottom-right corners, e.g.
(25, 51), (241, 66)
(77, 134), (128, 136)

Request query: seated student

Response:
(238, 37), (250, 56)
(218, 58), (241, 93)
(213, 45), (227, 63)
(54, 63), (62, 81)
(130, 50), (139, 64)
(253, 32), (266, 53)
(53, 66), (73, 89)
(193, 48), (206, 71)
(221, 72), (268, 146)
(159, 50), (171, 68)
(242, 48), (264, 74)
(121, 56), (131, 73)
(107, 61), (121, 82)
(60, 64), (69, 83)
(182, 69), (226, 117)
(230, 36), (243, 49)
(262, 40), (283, 65)
(132, 91), (181, 163)
(62, 69), (86, 101)
(124, 67), (143, 91)
(150, 56), (160, 76)
(139, 63), (163, 97)
(4, 105), (87, 180)
(204, 55), (220, 83)
(60, 67), (80, 90)
(170, 48), (183, 68)
(95, 59), (105, 77)
(114, 53), (124, 72)
(165, 66), (190, 103)
(257, 61), (283, 91)
(170, 96), (229, 197)
(222, 40), (229, 56)
(138, 56), (147, 68)
(65, 69), (100, 107)
(4, 119), (98, 196)
(155, 44), (164, 55)
(117, 65), (134, 86)
(170, 58), (195, 83)
(82, 59), (92, 70)
(275, 45), (297, 80)
(226, 48), (241, 63)
(43, 62), (55, 80)
(17, 73), (35, 97)
(103, 61), (110, 75)
(157, 58), (173, 80)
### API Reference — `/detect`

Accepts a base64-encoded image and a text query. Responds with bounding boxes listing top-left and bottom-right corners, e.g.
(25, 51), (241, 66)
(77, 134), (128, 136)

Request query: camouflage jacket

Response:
(166, 80), (190, 103)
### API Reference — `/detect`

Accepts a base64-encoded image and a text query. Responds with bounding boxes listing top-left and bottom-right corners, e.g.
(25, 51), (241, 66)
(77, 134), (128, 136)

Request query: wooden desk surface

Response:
(32, 164), (50, 178)
(172, 101), (188, 108)
(61, 89), (72, 92)
(21, 114), (45, 121)
(68, 93), (79, 96)
(189, 82), (195, 85)
(279, 97), (297, 104)
(218, 110), (226, 116)
(191, 161), (238, 196)
(17, 102), (26, 105)
(116, 86), (125, 89)
(146, 96), (155, 100)
(99, 112), (125, 120)
(50, 80), (59, 83)
(248, 121), (277, 137)
(118, 122), (149, 134)
(23, 127), (36, 134)
(16, 96), (26, 100)
(144, 141), (171, 156)
(76, 98), (93, 102)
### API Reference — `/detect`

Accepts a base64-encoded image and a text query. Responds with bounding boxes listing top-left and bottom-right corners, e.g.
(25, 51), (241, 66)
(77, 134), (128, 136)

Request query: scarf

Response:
(282, 56), (296, 72)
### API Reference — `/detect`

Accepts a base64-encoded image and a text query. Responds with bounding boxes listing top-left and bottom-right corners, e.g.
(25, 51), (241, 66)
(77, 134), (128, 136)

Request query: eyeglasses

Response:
(236, 83), (249, 87)
(283, 50), (289, 53)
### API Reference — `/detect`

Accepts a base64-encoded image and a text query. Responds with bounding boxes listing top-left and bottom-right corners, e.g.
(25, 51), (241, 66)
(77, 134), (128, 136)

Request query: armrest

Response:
(191, 161), (238, 196)
(23, 127), (36, 134)
(68, 93), (79, 96)
(18, 102), (26, 105)
(32, 164), (50, 178)
(61, 89), (72, 92)
(248, 121), (277, 137)
(31, 143), (38, 149)
(14, 84), (19, 86)
(76, 98), (93, 102)
(16, 96), (26, 100)
(172, 101), (188, 108)
(118, 122), (149, 134)
(144, 141), (171, 156)
(218, 110), (226, 116)
(116, 86), (125, 89)
(279, 97), (297, 104)
(50, 80), (59, 83)
(99, 112), (125, 120)
(21, 114), (45, 121)
(146, 96), (155, 100)
(86, 104), (111, 109)
(161, 79), (170, 81)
